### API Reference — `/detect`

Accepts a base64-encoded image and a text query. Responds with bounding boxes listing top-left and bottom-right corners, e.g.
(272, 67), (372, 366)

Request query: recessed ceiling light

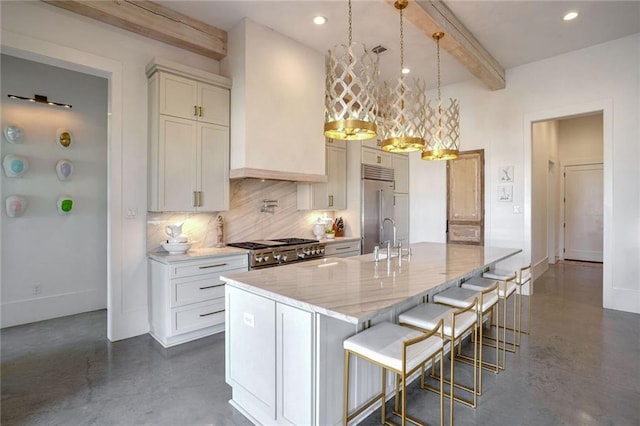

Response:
(563, 11), (578, 21)
(401, 67), (410, 75)
(313, 16), (327, 25)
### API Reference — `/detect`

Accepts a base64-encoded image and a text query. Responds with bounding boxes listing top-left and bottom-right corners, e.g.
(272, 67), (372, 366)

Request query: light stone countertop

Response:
(148, 246), (249, 264)
(222, 242), (521, 324)
(318, 236), (361, 244)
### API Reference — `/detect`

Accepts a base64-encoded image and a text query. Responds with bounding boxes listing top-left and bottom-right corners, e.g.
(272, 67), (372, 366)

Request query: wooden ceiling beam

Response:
(396, 0), (505, 90)
(42, 0), (227, 60)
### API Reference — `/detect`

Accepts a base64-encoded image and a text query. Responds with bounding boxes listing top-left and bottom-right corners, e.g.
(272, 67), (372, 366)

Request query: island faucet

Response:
(381, 217), (397, 249)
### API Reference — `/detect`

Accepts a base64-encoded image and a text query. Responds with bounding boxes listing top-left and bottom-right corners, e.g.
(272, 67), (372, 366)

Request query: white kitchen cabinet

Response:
(150, 115), (229, 212)
(147, 59), (231, 212)
(394, 193), (410, 245)
(361, 138), (383, 149)
(362, 146), (392, 168)
(158, 72), (230, 126)
(324, 239), (361, 258)
(392, 154), (409, 194)
(225, 286), (314, 425)
(149, 254), (248, 347)
(297, 143), (347, 210)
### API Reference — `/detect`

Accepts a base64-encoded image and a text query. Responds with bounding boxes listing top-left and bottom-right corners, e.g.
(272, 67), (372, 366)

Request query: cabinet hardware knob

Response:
(377, 156), (381, 163)
(198, 263), (227, 269)
(194, 105), (198, 116)
(198, 106), (203, 117)
(193, 191), (197, 207)
(198, 191), (203, 207)
(199, 309), (224, 317)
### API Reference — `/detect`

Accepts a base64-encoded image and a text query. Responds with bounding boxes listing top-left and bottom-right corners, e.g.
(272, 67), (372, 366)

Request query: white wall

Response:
(1, 55), (107, 327)
(558, 114), (604, 163)
(222, 18), (325, 178)
(410, 34), (639, 313)
(1, 1), (220, 339)
(531, 120), (559, 277)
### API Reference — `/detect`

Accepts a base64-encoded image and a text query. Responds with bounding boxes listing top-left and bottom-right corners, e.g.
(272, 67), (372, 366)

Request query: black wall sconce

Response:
(7, 94), (72, 109)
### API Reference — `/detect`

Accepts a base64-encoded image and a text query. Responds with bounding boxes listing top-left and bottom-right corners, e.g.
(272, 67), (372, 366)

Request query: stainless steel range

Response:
(226, 238), (326, 270)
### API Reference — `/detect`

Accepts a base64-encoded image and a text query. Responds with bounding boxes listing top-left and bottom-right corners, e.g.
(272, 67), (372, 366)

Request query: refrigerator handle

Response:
(378, 189), (384, 244)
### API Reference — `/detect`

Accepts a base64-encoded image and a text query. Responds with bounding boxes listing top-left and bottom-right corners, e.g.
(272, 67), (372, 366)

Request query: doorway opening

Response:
(531, 112), (604, 278)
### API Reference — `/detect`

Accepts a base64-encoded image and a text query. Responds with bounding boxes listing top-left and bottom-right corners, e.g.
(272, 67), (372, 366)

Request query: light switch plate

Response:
(513, 205), (521, 214)
(243, 312), (255, 328)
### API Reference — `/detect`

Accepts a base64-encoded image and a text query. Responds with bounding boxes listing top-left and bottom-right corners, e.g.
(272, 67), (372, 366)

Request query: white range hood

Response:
(221, 18), (327, 183)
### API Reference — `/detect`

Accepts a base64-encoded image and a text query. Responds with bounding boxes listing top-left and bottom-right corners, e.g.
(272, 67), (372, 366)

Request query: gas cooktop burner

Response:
(226, 238), (325, 269)
(226, 238), (318, 250)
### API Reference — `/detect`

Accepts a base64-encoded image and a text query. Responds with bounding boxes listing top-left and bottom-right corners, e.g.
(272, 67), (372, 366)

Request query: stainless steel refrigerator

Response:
(361, 164), (395, 254)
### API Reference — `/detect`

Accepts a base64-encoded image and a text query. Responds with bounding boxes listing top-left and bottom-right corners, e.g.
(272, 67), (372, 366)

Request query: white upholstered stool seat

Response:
(399, 303), (476, 338)
(433, 287), (499, 312)
(343, 322), (443, 373)
(343, 321), (445, 426)
(484, 265), (533, 342)
(462, 276), (516, 298)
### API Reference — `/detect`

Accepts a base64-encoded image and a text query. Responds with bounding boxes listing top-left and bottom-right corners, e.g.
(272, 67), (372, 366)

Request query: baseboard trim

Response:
(1, 289), (106, 328)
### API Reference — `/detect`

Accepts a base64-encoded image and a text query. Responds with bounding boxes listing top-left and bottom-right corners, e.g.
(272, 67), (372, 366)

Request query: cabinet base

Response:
(149, 323), (224, 348)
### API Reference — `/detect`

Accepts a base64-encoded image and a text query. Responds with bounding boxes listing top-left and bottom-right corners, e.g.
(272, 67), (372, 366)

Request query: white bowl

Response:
(162, 241), (193, 254)
(324, 233), (335, 239)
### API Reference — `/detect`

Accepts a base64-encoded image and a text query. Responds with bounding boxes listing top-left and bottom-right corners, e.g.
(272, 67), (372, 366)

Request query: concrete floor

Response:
(2, 262), (639, 425)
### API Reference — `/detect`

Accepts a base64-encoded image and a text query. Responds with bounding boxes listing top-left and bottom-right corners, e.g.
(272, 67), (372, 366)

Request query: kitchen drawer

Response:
(173, 298), (225, 335)
(325, 240), (361, 257)
(170, 255), (248, 279)
(171, 267), (246, 308)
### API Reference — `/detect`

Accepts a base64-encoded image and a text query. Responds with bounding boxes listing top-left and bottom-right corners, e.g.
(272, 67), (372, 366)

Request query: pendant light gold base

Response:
(324, 119), (377, 141)
(381, 136), (425, 153)
(421, 149), (459, 161)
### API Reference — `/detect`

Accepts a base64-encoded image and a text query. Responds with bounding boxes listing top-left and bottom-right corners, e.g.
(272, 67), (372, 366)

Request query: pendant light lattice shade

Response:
(324, 43), (379, 140)
(422, 98), (460, 160)
(379, 77), (426, 152)
(422, 31), (460, 161)
(379, 0), (426, 153)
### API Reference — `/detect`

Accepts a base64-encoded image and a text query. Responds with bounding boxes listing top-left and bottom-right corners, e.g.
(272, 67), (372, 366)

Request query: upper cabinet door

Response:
(159, 73), (199, 120)
(197, 123), (230, 211)
(392, 155), (409, 194)
(327, 145), (347, 210)
(198, 84), (230, 126)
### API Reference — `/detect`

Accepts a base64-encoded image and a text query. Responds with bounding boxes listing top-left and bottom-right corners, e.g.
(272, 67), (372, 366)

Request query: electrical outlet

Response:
(33, 284), (42, 295)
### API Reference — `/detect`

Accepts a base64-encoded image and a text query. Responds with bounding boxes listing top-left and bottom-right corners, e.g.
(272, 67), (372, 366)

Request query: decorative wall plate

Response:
(3, 125), (24, 144)
(56, 159), (74, 181)
(5, 195), (27, 217)
(57, 195), (73, 215)
(3, 154), (29, 178)
(56, 128), (73, 149)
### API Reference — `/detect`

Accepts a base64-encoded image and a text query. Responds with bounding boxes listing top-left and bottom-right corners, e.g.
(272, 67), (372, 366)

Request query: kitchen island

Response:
(221, 242), (521, 426)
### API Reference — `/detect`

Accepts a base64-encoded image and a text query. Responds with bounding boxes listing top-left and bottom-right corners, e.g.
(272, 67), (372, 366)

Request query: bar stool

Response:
(483, 264), (532, 345)
(343, 321), (445, 426)
(399, 299), (478, 425)
(432, 283), (499, 395)
(461, 275), (516, 369)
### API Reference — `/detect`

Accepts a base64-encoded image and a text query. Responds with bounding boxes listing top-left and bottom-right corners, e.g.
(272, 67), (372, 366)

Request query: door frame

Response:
(559, 160), (604, 261)
(524, 99), (612, 301)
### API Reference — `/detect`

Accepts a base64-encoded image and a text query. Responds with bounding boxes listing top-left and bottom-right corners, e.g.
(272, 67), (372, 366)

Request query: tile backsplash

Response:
(147, 179), (334, 252)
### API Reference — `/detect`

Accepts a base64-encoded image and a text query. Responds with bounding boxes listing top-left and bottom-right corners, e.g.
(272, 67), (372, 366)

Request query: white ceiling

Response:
(158, 0), (640, 89)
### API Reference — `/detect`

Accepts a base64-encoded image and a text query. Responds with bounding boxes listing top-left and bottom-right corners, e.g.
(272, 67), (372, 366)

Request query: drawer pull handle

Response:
(336, 247), (350, 250)
(198, 263), (227, 269)
(199, 284), (223, 290)
(200, 309), (224, 317)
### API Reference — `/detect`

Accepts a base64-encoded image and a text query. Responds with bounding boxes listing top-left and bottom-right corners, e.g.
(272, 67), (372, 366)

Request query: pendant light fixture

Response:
(380, 0), (426, 153)
(324, 0), (379, 141)
(422, 32), (460, 161)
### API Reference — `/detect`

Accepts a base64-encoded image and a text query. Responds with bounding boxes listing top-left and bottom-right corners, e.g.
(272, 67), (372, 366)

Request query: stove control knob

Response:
(274, 253), (281, 261)
(263, 255), (270, 262)
(319, 247), (325, 254)
(298, 252), (305, 259)
(255, 255), (263, 263)
(304, 249), (311, 255)
(282, 255), (288, 262)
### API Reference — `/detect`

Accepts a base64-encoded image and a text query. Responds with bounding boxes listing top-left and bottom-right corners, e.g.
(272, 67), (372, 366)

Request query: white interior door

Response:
(564, 164), (603, 261)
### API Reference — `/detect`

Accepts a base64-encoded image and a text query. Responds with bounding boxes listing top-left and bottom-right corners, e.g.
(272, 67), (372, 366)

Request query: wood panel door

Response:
(564, 163), (603, 261)
(447, 150), (484, 245)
